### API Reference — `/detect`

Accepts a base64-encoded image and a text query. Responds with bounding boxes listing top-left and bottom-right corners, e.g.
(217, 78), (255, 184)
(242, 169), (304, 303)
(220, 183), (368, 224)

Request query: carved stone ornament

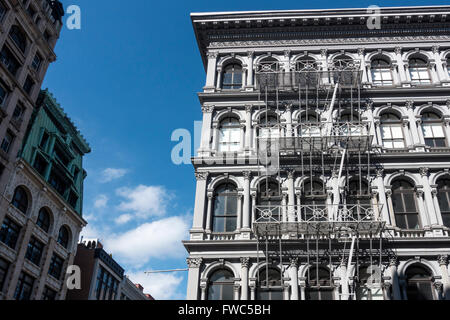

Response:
(187, 258), (203, 268)
(195, 172), (209, 181)
(241, 257), (250, 268)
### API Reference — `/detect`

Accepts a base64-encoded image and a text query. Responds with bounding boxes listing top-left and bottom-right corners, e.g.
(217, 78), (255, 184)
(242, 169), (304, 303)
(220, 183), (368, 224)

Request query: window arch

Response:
(421, 111), (446, 148)
(12, 186), (29, 214)
(409, 56), (431, 84)
(256, 180), (281, 220)
(391, 179), (420, 229)
(9, 25), (27, 53)
(36, 208), (51, 233)
(221, 63), (242, 90)
(436, 177), (450, 228)
(301, 180), (327, 221)
(258, 113), (280, 139)
(405, 264), (435, 300)
(257, 57), (279, 73)
(371, 58), (393, 86)
(218, 116), (240, 152)
(207, 269), (234, 300)
(57, 226), (70, 248)
(212, 183), (238, 233)
(305, 266), (334, 300)
(295, 56), (319, 72)
(380, 112), (405, 149)
(256, 267), (283, 300)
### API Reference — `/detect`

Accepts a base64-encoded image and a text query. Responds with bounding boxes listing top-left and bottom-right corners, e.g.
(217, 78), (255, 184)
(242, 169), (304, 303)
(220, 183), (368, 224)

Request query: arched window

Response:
(258, 114), (280, 139)
(295, 56), (319, 72)
(346, 180), (372, 220)
(57, 226), (69, 248)
(380, 112), (405, 149)
(437, 177), (450, 228)
(212, 183), (238, 233)
(12, 186), (28, 214)
(409, 57), (431, 84)
(256, 267), (283, 300)
(258, 57), (279, 73)
(36, 208), (51, 233)
(405, 264), (435, 300)
(218, 116), (240, 152)
(371, 58), (393, 86)
(355, 266), (384, 300)
(207, 269), (234, 300)
(392, 179), (420, 230)
(9, 25), (27, 53)
(222, 63), (242, 90)
(256, 180), (281, 220)
(298, 112), (320, 137)
(301, 180), (327, 221)
(305, 266), (334, 300)
(421, 111), (446, 148)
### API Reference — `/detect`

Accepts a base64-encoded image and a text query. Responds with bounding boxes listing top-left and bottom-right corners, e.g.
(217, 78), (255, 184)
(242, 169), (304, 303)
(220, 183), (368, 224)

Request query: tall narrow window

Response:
(405, 264), (435, 300)
(42, 286), (57, 300)
(346, 180), (372, 221)
(48, 254), (64, 280)
(392, 179), (420, 229)
(0, 216), (21, 249)
(256, 181), (281, 220)
(421, 111), (446, 148)
(305, 266), (334, 300)
(1, 130), (14, 153)
(380, 112), (405, 149)
(212, 183), (238, 233)
(371, 58), (393, 86)
(0, 83), (7, 106)
(0, 257), (9, 291)
(301, 180), (327, 221)
(14, 272), (34, 300)
(409, 57), (431, 84)
(9, 25), (27, 53)
(23, 75), (34, 95)
(12, 186), (28, 214)
(437, 177), (450, 228)
(259, 114), (280, 139)
(355, 266), (383, 300)
(218, 117), (240, 152)
(57, 226), (69, 248)
(256, 268), (283, 300)
(222, 64), (242, 90)
(31, 53), (42, 71)
(207, 269), (234, 300)
(0, 46), (20, 75)
(25, 237), (44, 266)
(36, 208), (51, 232)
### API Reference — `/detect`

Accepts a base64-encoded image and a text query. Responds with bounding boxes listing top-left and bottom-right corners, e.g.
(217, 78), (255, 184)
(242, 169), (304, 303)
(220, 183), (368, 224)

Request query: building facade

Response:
(186, 6), (450, 300)
(0, 89), (90, 300)
(66, 238), (152, 301)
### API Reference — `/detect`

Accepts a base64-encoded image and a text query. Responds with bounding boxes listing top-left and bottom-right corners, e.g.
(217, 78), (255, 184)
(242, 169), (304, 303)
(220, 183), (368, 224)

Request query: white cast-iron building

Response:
(185, 6), (450, 300)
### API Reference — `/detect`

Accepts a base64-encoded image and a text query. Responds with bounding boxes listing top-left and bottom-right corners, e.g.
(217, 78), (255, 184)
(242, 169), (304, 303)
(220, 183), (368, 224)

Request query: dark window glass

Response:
(301, 180), (327, 221)
(212, 183), (238, 232)
(437, 178), (450, 228)
(12, 186), (28, 214)
(222, 64), (242, 90)
(68, 192), (78, 209)
(305, 266), (334, 300)
(33, 154), (48, 176)
(49, 170), (68, 196)
(405, 264), (435, 300)
(0, 46), (20, 75)
(40, 131), (49, 149)
(0, 216), (21, 249)
(207, 269), (234, 300)
(0, 2), (6, 21)
(36, 208), (50, 232)
(48, 254), (64, 280)
(0, 130), (14, 153)
(0, 83), (7, 106)
(0, 257), (9, 291)
(12, 103), (24, 120)
(57, 226), (69, 248)
(14, 272), (34, 300)
(256, 181), (282, 220)
(31, 53), (42, 71)
(23, 76), (34, 95)
(25, 236), (44, 266)
(9, 25), (27, 53)
(392, 180), (420, 229)
(256, 268), (283, 300)
(421, 112), (446, 148)
(95, 266), (119, 300)
(42, 286), (57, 300)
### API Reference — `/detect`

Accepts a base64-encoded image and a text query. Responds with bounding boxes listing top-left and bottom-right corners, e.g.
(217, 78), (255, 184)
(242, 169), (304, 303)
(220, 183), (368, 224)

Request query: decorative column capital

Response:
(187, 258), (203, 268)
(419, 167), (429, 177)
(202, 105), (214, 114)
(287, 170), (295, 180)
(195, 172), (209, 181)
(389, 257), (398, 267)
(207, 51), (219, 59)
(405, 100), (414, 110)
(243, 171), (252, 180)
(415, 188), (424, 198)
(376, 169), (384, 178)
(289, 257), (299, 268)
(382, 282), (392, 290)
(438, 255), (448, 266)
(434, 282), (443, 292)
(247, 51), (254, 58)
(394, 47), (402, 55)
(357, 48), (365, 56)
(245, 105), (253, 113)
(321, 49), (328, 57)
(431, 45), (440, 54)
(241, 257), (250, 268)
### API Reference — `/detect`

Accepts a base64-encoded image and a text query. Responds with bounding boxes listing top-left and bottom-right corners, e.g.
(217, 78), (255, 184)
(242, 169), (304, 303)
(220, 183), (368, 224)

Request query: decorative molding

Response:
(389, 257), (398, 267)
(438, 255), (448, 266)
(241, 257), (250, 268)
(419, 167), (429, 177)
(202, 105), (214, 114)
(195, 172), (209, 181)
(289, 257), (299, 268)
(187, 258), (203, 268)
(243, 171), (252, 180)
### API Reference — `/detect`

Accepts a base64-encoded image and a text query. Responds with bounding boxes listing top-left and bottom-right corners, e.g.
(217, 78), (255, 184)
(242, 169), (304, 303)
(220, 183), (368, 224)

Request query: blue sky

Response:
(43, 0), (449, 300)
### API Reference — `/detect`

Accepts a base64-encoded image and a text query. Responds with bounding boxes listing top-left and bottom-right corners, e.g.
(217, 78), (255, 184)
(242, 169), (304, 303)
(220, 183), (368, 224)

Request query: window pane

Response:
(403, 194), (417, 213)
(391, 126), (403, 139)
(214, 196), (225, 215)
(225, 217), (236, 232)
(406, 214), (420, 229)
(213, 217), (225, 233)
(225, 196), (237, 215)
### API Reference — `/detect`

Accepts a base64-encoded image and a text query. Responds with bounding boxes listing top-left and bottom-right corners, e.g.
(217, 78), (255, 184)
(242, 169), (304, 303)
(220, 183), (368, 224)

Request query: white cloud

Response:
(100, 168), (128, 183)
(127, 271), (185, 300)
(115, 214), (133, 225)
(116, 185), (170, 218)
(94, 194), (109, 209)
(104, 216), (189, 266)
